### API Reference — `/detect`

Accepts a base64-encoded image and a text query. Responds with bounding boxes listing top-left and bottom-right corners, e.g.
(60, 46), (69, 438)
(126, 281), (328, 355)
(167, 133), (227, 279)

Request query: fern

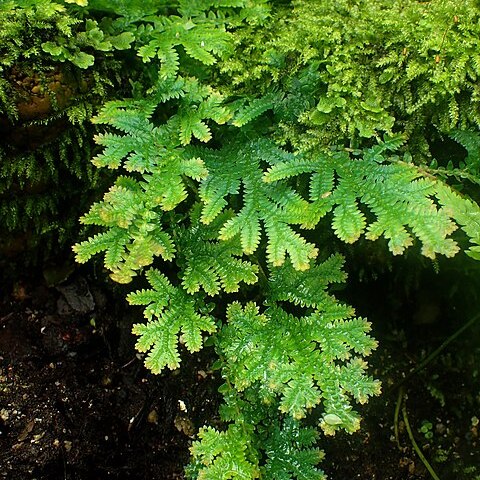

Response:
(129, 268), (216, 373)
(450, 129), (480, 175)
(232, 92), (281, 127)
(188, 254), (380, 478)
(264, 136), (474, 259)
(71, 1), (480, 479)
(178, 208), (259, 296)
(197, 138), (320, 269)
(189, 424), (260, 480)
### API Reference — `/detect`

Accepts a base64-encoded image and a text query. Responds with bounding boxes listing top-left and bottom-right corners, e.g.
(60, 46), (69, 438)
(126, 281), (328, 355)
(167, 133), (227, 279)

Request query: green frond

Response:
(133, 319), (180, 372)
(93, 99), (156, 131)
(73, 226), (128, 264)
(279, 377), (321, 419)
(232, 92), (281, 127)
(450, 129), (480, 172)
(263, 157), (323, 183)
(269, 255), (346, 308)
(73, 177), (177, 281)
(264, 220), (318, 270)
(189, 424), (260, 480)
(260, 141), (471, 259)
(183, 40), (217, 66)
(261, 419), (325, 480)
(130, 268), (216, 373)
(219, 209), (261, 255)
(435, 183), (480, 260)
(196, 139), (320, 269)
(181, 157), (209, 181)
(332, 201), (367, 244)
(219, 295), (379, 435)
(92, 133), (135, 169)
(178, 215), (258, 295)
(180, 115), (212, 145)
(65, 1), (480, 478)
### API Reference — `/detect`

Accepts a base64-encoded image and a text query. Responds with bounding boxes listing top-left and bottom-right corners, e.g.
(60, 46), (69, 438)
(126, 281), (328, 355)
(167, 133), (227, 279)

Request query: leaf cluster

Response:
(0, 1), (128, 267)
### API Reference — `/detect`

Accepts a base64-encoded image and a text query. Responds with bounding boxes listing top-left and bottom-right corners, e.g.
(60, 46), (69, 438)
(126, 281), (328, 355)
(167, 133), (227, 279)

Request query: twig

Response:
(402, 398), (441, 480)
(0, 312), (14, 326)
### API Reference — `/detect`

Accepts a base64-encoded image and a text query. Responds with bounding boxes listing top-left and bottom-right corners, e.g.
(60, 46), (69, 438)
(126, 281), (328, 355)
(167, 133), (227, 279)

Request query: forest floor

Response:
(0, 261), (479, 480)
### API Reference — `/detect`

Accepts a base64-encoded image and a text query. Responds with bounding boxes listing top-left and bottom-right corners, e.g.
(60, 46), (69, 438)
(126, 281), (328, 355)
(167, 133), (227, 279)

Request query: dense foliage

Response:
(0, 0), (132, 263)
(5, 0), (479, 478)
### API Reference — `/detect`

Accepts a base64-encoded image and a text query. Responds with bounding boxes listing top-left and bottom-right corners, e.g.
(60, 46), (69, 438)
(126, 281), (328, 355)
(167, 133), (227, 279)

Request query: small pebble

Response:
(147, 410), (158, 424)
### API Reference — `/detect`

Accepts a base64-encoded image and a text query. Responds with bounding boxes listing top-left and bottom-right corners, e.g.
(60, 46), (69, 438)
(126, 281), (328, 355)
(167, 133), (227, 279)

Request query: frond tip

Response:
(129, 269), (216, 373)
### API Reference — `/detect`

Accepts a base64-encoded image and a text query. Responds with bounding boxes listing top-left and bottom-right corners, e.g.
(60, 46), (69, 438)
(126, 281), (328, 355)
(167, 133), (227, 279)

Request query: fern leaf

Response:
(73, 229), (124, 263)
(435, 183), (480, 260)
(189, 424), (260, 480)
(264, 220), (318, 270)
(181, 157), (209, 180)
(195, 146), (241, 223)
(450, 129), (480, 172)
(332, 202), (366, 244)
(181, 312), (216, 352)
(133, 320), (181, 372)
(196, 138), (320, 269)
(183, 40), (217, 65)
(263, 157), (324, 183)
(130, 269), (216, 373)
(261, 419), (325, 480)
(180, 115), (212, 145)
(279, 377), (321, 419)
(219, 295), (379, 437)
(92, 133), (134, 169)
(179, 215), (258, 295)
(269, 255), (346, 308)
(232, 93), (280, 127)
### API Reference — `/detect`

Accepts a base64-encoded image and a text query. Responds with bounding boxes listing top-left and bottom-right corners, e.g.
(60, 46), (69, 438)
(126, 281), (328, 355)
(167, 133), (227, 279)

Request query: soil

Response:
(1, 260), (479, 480)
(0, 269), (221, 480)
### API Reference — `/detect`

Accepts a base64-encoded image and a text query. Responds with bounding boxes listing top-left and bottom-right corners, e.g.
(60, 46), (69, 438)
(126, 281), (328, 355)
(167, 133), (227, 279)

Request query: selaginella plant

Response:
(73, 0), (480, 477)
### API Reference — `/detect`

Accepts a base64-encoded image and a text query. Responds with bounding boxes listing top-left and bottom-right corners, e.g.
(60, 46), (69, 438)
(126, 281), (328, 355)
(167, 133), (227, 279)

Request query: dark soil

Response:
(0, 270), (221, 480)
(1, 260), (479, 480)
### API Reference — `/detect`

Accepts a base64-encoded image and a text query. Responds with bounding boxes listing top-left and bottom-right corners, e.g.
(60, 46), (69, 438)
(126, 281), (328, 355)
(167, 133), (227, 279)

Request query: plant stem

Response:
(389, 312), (480, 393)
(394, 386), (404, 449)
(402, 398), (441, 480)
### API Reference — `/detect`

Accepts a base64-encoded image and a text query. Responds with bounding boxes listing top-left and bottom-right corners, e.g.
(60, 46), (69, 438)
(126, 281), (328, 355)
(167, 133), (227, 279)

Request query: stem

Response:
(247, 254), (269, 289)
(402, 399), (441, 480)
(394, 386), (404, 449)
(389, 312), (480, 393)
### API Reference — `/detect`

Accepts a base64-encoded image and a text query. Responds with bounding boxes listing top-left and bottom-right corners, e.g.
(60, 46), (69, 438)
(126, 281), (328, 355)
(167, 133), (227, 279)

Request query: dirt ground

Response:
(0, 262), (479, 479)
(0, 270), (220, 479)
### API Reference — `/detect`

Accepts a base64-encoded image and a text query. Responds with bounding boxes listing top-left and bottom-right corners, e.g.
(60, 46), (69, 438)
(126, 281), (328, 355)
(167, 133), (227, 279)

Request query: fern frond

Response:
(219, 300), (379, 431)
(232, 92), (281, 127)
(178, 208), (258, 295)
(130, 269), (216, 373)
(189, 424), (260, 480)
(450, 129), (480, 172)
(435, 183), (480, 260)
(269, 255), (346, 308)
(332, 201), (367, 244)
(196, 138), (320, 270)
(261, 418), (325, 480)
